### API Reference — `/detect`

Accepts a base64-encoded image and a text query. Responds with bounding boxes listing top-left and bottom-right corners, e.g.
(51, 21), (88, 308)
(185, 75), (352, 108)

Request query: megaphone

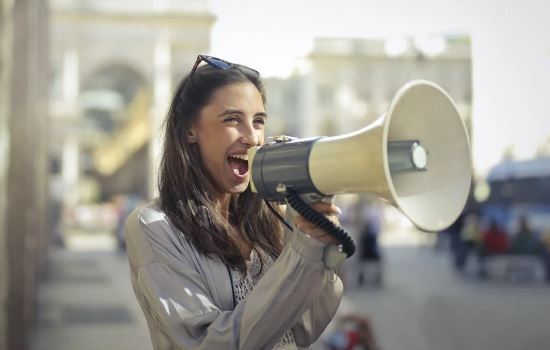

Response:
(247, 80), (472, 258)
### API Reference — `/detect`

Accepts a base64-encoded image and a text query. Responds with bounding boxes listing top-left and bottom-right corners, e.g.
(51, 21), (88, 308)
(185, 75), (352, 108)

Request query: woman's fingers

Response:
(294, 214), (340, 230)
(307, 202), (342, 216)
(293, 203), (342, 244)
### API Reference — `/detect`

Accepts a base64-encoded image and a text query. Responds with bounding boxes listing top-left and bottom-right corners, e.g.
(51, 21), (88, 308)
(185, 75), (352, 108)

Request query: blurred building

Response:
(1, 0), (215, 349)
(49, 0), (214, 208)
(479, 156), (550, 233)
(265, 36), (472, 138)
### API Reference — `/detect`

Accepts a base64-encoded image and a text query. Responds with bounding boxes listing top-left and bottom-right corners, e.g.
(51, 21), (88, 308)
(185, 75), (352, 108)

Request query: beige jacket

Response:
(125, 201), (343, 350)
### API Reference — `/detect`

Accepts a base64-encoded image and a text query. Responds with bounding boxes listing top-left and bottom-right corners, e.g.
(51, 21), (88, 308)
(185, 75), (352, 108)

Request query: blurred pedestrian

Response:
(453, 212), (480, 272)
(447, 212), (465, 270)
(541, 229), (550, 282)
(356, 200), (383, 287)
(510, 216), (540, 255)
(478, 219), (509, 278)
(325, 314), (380, 350)
(124, 55), (344, 349)
(49, 158), (65, 247)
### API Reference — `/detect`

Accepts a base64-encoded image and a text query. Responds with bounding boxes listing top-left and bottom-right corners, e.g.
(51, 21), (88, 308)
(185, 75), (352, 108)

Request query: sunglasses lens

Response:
(236, 64), (260, 77)
(205, 57), (233, 70)
(194, 55), (259, 77)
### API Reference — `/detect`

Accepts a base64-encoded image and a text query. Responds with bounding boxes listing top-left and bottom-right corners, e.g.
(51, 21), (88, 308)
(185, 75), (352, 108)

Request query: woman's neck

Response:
(214, 192), (232, 221)
(212, 191), (253, 258)
(213, 192), (251, 259)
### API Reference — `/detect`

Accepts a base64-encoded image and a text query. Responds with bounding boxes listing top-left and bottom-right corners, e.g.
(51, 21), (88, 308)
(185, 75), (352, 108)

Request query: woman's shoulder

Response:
(126, 199), (171, 236)
(125, 199), (194, 269)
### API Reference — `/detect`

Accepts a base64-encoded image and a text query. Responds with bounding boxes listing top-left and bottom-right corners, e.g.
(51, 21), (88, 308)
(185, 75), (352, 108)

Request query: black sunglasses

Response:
(190, 54), (260, 77)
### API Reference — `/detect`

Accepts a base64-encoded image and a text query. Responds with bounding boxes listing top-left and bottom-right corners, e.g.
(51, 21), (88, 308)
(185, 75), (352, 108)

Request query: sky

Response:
(208, 0), (470, 77)
(207, 0), (550, 177)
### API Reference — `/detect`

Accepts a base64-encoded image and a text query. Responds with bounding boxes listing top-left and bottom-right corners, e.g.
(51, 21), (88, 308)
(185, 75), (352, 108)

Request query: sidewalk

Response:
(342, 244), (550, 350)
(30, 229), (550, 350)
(30, 243), (151, 350)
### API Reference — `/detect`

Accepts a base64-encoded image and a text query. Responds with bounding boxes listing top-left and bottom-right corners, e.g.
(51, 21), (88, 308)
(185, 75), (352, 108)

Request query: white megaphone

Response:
(247, 80), (472, 257)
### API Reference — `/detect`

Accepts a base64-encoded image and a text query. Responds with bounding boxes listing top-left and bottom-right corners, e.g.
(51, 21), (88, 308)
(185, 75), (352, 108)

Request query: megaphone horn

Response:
(248, 80), (472, 249)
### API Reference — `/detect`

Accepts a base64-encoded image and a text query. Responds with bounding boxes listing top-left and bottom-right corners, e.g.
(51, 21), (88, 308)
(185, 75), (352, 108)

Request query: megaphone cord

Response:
(264, 200), (294, 232)
(284, 189), (356, 258)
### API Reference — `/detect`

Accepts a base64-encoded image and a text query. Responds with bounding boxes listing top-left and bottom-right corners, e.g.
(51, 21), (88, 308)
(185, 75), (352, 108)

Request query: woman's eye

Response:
(254, 118), (265, 125)
(224, 116), (239, 124)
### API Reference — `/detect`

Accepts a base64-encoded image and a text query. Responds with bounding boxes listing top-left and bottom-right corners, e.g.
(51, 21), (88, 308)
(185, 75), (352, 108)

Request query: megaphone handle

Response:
(284, 188), (356, 259)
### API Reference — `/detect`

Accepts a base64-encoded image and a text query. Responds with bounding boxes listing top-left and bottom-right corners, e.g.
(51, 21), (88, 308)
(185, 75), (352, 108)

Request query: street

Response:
(30, 230), (550, 350)
(343, 246), (550, 350)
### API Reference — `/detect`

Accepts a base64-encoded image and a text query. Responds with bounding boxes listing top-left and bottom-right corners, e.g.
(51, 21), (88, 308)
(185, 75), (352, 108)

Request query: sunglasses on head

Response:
(190, 54), (260, 77)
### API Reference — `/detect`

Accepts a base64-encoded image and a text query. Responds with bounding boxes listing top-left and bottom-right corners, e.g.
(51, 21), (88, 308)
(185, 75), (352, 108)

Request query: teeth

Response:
(229, 154), (248, 161)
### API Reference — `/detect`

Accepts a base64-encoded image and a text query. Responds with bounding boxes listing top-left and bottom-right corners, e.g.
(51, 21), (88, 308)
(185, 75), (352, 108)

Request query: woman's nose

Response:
(240, 124), (260, 146)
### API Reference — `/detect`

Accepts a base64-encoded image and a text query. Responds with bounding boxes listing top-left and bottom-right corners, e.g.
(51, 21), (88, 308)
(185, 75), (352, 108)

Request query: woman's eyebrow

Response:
(218, 109), (268, 118)
(218, 109), (244, 117)
(255, 112), (268, 119)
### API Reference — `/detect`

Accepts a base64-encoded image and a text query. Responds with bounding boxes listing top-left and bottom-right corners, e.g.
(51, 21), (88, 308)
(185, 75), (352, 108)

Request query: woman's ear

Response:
(187, 128), (197, 143)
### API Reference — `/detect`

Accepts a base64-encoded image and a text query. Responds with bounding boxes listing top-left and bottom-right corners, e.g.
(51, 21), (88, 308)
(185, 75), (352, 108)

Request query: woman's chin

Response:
(218, 175), (249, 195)
(228, 181), (250, 194)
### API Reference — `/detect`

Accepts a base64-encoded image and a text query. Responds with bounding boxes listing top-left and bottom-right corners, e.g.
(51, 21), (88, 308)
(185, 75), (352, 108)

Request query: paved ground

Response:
(30, 246), (151, 350)
(30, 229), (550, 350)
(343, 246), (550, 350)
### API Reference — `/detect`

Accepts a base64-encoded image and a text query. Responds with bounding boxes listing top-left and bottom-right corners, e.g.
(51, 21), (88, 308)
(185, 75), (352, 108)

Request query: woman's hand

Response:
(293, 201), (342, 245)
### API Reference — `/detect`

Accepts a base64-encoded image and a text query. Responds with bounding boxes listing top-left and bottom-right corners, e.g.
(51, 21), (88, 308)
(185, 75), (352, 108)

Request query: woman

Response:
(125, 55), (344, 350)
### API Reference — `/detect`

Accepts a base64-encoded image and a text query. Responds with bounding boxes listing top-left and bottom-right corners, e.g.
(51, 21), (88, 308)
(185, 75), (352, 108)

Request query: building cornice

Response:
(52, 10), (216, 28)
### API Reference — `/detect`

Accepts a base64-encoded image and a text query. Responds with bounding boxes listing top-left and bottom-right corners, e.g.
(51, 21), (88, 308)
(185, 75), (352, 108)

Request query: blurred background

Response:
(1, 0), (549, 349)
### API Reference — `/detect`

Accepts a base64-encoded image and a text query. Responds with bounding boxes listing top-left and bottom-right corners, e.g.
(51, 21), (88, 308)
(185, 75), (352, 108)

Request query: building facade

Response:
(0, 1), (215, 348)
(265, 36), (472, 139)
(49, 0), (215, 206)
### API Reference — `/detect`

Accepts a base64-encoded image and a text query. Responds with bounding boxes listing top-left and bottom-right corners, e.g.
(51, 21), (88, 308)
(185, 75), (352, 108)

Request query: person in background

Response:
(451, 212), (476, 271)
(49, 158), (65, 247)
(444, 211), (463, 269)
(324, 314), (380, 350)
(541, 229), (550, 282)
(478, 219), (509, 278)
(510, 216), (540, 255)
(357, 200), (383, 287)
(510, 216), (550, 282)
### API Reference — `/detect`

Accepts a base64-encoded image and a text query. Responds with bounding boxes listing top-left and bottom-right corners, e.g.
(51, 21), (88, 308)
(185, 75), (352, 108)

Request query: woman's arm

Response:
(126, 205), (341, 350)
(278, 201), (346, 346)
(290, 269), (343, 346)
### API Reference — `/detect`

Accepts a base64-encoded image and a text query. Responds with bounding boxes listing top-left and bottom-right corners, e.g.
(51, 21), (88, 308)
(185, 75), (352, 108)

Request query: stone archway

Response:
(80, 63), (146, 134)
(79, 63), (151, 200)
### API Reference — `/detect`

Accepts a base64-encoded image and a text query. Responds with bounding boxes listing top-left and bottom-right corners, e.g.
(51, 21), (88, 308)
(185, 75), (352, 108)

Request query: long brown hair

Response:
(158, 64), (283, 273)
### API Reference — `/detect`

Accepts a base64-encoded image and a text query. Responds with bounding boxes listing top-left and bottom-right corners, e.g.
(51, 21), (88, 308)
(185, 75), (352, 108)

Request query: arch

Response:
(80, 62), (148, 133)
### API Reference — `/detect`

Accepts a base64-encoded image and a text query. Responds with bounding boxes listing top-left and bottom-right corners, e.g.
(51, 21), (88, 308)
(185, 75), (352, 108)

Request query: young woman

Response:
(125, 55), (344, 350)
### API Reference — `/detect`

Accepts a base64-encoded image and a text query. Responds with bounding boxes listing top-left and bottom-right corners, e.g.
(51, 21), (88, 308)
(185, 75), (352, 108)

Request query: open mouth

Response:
(228, 154), (249, 176)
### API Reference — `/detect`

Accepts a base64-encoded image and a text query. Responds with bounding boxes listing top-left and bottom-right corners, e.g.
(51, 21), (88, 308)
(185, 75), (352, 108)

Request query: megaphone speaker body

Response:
(249, 80), (472, 232)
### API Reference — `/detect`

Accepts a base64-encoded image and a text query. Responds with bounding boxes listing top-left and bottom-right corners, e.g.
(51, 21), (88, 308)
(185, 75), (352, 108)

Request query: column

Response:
(149, 30), (172, 198)
(0, 0), (14, 348)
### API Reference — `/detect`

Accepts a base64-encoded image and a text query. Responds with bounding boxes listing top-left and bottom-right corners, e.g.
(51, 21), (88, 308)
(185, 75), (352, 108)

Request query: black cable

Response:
(264, 200), (294, 231)
(284, 188), (356, 258)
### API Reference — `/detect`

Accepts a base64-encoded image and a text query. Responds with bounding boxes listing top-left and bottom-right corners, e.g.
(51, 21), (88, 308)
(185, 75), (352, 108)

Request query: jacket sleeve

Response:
(291, 269), (343, 347)
(278, 224), (343, 347)
(126, 207), (343, 350)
